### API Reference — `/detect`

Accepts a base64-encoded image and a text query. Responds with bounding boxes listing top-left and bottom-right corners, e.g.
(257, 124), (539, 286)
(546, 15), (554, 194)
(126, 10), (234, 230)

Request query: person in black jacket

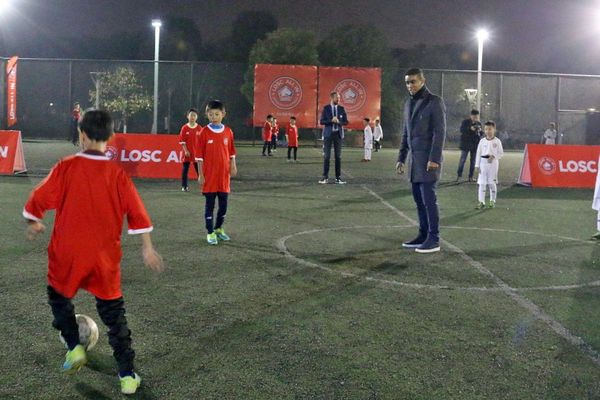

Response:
(456, 109), (482, 182)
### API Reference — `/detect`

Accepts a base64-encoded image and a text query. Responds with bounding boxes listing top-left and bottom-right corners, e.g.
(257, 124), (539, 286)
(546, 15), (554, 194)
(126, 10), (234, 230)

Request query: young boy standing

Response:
(475, 120), (504, 209)
(195, 100), (238, 245)
(262, 115), (273, 156)
(286, 116), (299, 162)
(22, 110), (164, 395)
(178, 108), (202, 192)
(271, 117), (279, 152)
(373, 118), (383, 152)
(362, 118), (373, 162)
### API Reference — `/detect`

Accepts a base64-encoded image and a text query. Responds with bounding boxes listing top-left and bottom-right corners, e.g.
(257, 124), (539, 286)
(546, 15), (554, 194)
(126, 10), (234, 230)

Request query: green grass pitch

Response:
(1, 140), (600, 399)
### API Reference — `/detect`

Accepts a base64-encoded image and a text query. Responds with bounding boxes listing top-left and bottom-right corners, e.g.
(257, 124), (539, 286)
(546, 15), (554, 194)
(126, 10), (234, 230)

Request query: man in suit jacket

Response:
(396, 68), (446, 253)
(319, 91), (349, 184)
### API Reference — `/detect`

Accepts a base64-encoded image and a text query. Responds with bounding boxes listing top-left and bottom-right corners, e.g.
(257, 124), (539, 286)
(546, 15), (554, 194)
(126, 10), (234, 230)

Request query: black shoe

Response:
(402, 236), (426, 248)
(335, 178), (346, 185)
(415, 238), (441, 253)
(318, 177), (329, 184)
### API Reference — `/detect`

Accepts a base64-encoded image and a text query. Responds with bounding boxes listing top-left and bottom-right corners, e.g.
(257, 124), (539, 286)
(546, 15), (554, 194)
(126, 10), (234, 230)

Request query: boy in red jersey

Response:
(271, 117), (279, 152)
(178, 108), (202, 192)
(195, 100), (238, 245)
(23, 110), (164, 395)
(286, 116), (299, 162)
(262, 114), (273, 156)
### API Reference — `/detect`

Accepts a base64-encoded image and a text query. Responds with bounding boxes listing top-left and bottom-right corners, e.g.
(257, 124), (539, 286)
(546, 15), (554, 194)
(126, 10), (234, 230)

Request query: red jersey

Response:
(178, 123), (202, 162)
(262, 121), (272, 142)
(23, 151), (153, 300)
(271, 123), (279, 138)
(287, 125), (299, 147)
(194, 124), (237, 193)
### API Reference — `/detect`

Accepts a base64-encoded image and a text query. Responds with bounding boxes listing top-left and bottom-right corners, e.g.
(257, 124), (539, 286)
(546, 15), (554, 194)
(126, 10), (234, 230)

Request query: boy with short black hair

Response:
(475, 120), (504, 209)
(286, 116), (299, 162)
(23, 109), (164, 395)
(262, 115), (273, 156)
(362, 118), (373, 162)
(195, 100), (238, 245)
(178, 108), (202, 192)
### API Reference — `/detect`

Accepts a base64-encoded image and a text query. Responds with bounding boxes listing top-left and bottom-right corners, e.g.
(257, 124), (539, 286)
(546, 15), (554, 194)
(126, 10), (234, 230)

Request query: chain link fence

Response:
(2, 58), (599, 149)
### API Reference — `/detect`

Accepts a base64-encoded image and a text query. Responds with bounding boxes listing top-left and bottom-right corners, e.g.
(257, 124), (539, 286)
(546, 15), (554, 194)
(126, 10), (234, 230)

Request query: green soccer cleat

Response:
(62, 344), (87, 374)
(207, 232), (218, 245)
(215, 228), (230, 241)
(488, 200), (496, 208)
(120, 373), (142, 395)
(475, 202), (486, 210)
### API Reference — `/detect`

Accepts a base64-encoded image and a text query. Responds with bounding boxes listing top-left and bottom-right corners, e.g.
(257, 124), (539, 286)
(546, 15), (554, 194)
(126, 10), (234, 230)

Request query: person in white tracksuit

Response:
(592, 156), (600, 240)
(475, 120), (504, 209)
(362, 118), (373, 162)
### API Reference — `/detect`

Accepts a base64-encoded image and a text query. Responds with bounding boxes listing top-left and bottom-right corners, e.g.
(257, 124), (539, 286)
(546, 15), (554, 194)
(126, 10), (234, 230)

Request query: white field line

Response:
(361, 184), (600, 367)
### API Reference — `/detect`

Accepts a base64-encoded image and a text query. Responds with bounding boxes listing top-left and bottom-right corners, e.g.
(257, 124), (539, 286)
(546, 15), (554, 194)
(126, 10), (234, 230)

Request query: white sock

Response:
(478, 184), (486, 203)
(490, 183), (497, 202)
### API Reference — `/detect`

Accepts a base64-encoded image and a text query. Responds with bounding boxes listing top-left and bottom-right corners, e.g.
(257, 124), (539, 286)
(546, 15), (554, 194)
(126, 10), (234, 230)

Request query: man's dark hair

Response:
(330, 91), (338, 97)
(187, 108), (199, 116)
(78, 109), (113, 142)
(290, 116), (296, 120)
(266, 114), (273, 119)
(363, 117), (370, 122)
(484, 120), (496, 127)
(470, 109), (480, 116)
(405, 68), (425, 78)
(206, 100), (225, 112)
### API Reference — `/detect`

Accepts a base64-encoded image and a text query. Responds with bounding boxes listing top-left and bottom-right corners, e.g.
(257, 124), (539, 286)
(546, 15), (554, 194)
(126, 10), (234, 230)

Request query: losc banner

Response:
(317, 67), (381, 130)
(106, 133), (194, 179)
(518, 144), (600, 188)
(6, 56), (18, 127)
(253, 64), (318, 129)
(0, 130), (27, 174)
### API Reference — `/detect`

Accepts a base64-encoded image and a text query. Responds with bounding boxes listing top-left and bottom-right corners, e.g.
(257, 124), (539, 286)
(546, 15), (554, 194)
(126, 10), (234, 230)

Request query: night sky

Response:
(1, 0), (599, 73)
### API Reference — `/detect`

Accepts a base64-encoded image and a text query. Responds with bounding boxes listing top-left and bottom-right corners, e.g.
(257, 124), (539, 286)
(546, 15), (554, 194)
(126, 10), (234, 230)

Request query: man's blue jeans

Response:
(411, 181), (440, 243)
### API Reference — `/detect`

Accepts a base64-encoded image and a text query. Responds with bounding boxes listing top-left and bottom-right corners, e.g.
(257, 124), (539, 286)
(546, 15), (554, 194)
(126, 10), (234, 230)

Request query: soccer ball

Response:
(59, 314), (99, 351)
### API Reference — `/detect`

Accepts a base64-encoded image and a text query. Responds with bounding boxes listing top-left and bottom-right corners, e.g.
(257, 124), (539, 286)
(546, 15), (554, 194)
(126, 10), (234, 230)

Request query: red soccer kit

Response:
(23, 151), (153, 300)
(178, 123), (203, 162)
(287, 125), (299, 147)
(262, 121), (272, 142)
(194, 124), (237, 193)
(271, 123), (279, 138)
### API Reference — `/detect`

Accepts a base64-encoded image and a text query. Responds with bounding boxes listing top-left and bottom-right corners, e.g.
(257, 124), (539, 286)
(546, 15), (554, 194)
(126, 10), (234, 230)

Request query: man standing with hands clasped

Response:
(319, 91), (348, 184)
(396, 68), (447, 253)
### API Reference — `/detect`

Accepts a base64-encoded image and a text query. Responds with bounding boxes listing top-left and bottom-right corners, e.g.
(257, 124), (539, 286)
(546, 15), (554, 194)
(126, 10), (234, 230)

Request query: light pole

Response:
(151, 19), (162, 134)
(476, 29), (489, 113)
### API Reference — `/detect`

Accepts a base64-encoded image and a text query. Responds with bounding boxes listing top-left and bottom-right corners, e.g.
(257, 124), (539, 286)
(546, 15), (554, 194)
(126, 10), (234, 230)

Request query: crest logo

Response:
(269, 76), (303, 110)
(334, 79), (367, 112)
(538, 156), (557, 175)
(104, 146), (118, 160)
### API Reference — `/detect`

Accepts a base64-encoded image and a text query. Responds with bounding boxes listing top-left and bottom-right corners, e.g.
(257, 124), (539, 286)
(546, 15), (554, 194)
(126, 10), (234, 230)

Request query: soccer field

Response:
(1, 141), (600, 399)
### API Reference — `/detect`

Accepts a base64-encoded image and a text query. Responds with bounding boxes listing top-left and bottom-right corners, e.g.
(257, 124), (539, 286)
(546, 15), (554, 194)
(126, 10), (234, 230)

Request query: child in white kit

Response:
(475, 120), (504, 209)
(362, 118), (373, 162)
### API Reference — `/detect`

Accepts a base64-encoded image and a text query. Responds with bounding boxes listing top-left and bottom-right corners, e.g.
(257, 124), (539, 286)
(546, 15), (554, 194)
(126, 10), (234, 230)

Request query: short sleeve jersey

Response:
(22, 151), (153, 300)
(194, 124), (237, 193)
(178, 123), (203, 162)
(287, 125), (299, 147)
(262, 122), (272, 142)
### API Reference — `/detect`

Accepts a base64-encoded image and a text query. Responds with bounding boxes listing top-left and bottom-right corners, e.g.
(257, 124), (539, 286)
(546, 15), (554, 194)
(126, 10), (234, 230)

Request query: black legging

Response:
(287, 146), (298, 160)
(181, 161), (199, 188)
(204, 192), (228, 233)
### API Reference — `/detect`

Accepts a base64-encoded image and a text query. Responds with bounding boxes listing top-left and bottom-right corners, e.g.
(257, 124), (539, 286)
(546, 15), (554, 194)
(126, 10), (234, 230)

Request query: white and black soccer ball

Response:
(59, 314), (99, 351)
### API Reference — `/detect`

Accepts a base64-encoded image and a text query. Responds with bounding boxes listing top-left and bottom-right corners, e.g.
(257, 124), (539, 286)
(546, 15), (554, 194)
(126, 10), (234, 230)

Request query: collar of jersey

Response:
(207, 123), (225, 133)
(76, 151), (110, 160)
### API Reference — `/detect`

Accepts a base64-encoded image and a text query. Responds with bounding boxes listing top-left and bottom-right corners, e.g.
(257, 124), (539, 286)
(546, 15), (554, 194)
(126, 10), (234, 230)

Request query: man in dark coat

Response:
(456, 109), (482, 182)
(396, 68), (446, 253)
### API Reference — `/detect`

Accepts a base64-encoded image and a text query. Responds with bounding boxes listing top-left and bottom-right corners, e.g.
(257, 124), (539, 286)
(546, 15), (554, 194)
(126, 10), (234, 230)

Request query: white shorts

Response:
(477, 159), (499, 184)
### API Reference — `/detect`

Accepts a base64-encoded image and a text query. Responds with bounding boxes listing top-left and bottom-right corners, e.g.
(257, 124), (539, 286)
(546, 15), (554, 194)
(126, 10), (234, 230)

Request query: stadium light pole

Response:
(151, 19), (162, 134)
(476, 29), (489, 113)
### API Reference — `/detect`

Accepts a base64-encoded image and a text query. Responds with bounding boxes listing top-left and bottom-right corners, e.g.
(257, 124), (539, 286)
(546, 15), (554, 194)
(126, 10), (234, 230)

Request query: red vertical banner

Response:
(253, 64), (318, 129)
(317, 67), (381, 130)
(6, 56), (18, 127)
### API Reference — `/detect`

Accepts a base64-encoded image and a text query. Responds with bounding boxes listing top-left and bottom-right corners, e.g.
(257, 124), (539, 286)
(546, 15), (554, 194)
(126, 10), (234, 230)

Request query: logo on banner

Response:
(105, 146), (118, 161)
(269, 76), (303, 110)
(537, 156), (557, 175)
(335, 79), (366, 112)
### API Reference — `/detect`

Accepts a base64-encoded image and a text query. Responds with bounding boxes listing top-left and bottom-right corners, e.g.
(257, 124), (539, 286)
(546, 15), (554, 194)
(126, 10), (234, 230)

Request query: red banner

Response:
(518, 144), (600, 188)
(6, 56), (18, 127)
(0, 130), (27, 174)
(253, 64), (318, 129)
(106, 133), (196, 179)
(317, 67), (381, 130)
